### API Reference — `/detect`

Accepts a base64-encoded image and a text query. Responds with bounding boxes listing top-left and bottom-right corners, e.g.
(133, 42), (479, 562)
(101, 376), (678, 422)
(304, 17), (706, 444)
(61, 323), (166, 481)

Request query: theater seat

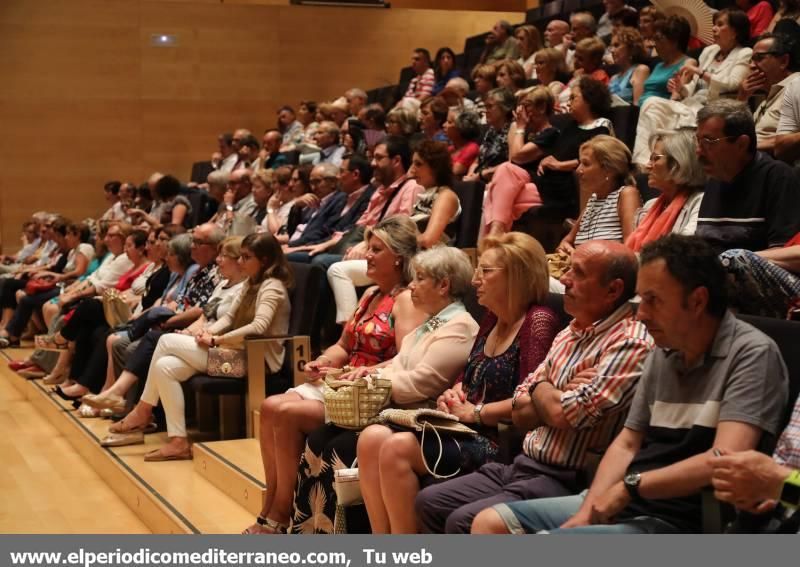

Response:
(609, 105), (640, 152)
(188, 262), (326, 439)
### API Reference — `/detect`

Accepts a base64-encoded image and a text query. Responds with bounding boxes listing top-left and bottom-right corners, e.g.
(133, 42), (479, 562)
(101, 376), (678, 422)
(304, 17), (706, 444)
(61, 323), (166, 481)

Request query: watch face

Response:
(624, 472), (640, 486)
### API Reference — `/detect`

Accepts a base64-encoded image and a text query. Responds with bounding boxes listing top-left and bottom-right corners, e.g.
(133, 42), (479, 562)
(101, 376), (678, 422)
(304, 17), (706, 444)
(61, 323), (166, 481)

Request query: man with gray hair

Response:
(307, 120), (345, 167)
(345, 88), (368, 117)
(694, 99), (800, 253)
(477, 20), (520, 68)
(565, 12), (598, 70)
(439, 77), (477, 113)
(286, 163), (346, 249)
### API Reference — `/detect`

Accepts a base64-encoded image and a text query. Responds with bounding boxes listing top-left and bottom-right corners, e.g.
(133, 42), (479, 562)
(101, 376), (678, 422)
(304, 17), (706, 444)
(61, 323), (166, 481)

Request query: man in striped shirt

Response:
(473, 235), (787, 534)
(402, 48), (435, 102)
(415, 241), (654, 533)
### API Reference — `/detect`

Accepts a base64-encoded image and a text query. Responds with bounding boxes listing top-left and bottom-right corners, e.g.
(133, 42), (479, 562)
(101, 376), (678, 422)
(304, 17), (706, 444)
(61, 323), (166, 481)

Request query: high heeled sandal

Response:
(242, 516), (288, 535)
(34, 334), (69, 351)
(81, 392), (126, 413)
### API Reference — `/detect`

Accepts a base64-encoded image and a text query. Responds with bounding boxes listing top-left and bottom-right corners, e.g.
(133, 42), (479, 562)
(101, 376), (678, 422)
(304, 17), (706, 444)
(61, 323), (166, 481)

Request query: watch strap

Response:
(780, 470), (800, 509)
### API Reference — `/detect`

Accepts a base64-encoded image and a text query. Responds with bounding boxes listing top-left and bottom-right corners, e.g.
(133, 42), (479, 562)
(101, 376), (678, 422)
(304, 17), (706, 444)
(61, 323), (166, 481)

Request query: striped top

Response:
(574, 187), (624, 246)
(404, 68), (435, 100)
(514, 304), (654, 470)
(775, 396), (800, 469)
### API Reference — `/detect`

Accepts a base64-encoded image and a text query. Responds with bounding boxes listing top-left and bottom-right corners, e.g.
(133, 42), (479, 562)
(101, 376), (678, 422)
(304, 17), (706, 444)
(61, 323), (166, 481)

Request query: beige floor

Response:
(0, 353), (151, 534)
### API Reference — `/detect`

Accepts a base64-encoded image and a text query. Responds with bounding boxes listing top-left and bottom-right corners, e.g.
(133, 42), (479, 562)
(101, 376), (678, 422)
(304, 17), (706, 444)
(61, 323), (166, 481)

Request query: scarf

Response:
(625, 192), (689, 252)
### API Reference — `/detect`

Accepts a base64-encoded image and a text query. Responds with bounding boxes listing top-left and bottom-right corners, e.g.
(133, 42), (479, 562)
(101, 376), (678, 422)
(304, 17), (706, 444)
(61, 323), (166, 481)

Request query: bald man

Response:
(416, 240), (654, 533)
(544, 19), (570, 49)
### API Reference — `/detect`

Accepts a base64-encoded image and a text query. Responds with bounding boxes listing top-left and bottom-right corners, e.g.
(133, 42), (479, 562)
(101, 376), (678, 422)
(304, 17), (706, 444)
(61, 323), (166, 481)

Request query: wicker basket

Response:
(323, 373), (392, 430)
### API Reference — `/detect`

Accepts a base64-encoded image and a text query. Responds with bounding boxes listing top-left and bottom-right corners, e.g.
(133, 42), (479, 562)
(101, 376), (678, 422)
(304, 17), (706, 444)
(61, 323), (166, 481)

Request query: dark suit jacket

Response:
(288, 191), (347, 246)
(331, 184), (377, 233)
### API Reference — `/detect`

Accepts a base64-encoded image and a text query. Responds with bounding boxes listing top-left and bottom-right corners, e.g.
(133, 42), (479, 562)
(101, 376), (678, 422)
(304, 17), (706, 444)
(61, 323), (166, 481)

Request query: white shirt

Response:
(88, 253), (134, 293)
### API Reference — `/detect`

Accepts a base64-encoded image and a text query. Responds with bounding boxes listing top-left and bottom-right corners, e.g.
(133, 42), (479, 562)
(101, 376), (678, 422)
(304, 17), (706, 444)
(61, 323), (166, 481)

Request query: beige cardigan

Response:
(206, 278), (290, 373)
(387, 311), (479, 407)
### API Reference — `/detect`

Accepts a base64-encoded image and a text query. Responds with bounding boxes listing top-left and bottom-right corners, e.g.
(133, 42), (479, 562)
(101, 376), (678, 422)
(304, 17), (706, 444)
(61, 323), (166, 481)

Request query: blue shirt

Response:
(639, 57), (687, 106)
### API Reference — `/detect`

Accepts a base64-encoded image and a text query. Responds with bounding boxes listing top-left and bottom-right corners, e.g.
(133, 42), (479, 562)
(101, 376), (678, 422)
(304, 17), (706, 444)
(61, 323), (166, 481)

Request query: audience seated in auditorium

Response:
(633, 9), (753, 166)
(597, 0), (638, 40)
(564, 12), (599, 72)
(277, 106), (305, 152)
(608, 27), (651, 106)
(544, 20), (569, 51)
(358, 233), (559, 534)
(308, 121), (345, 167)
(483, 77), (612, 236)
(738, 0), (775, 38)
(471, 64), (498, 123)
(286, 163), (346, 249)
(472, 235), (788, 534)
(291, 246), (477, 534)
(464, 88), (514, 183)
(638, 15), (692, 108)
(107, 233), (290, 461)
(345, 88), (367, 119)
(0, 218), (42, 276)
(445, 110), (481, 177)
(419, 96), (450, 143)
(386, 107), (419, 139)
(768, 0), (800, 31)
(711, 393), (800, 522)
(257, 129), (289, 171)
(0, 221), (94, 349)
(432, 48), (460, 96)
(515, 25), (542, 79)
(638, 6), (665, 59)
(738, 33), (800, 154)
(101, 181), (134, 222)
(243, 216), (422, 535)
(402, 49), (436, 103)
(554, 136), (640, 263)
(531, 48), (568, 103)
(695, 99), (800, 253)
(261, 166), (296, 240)
(495, 60), (527, 94)
(296, 101), (319, 146)
(476, 20), (519, 69)
(775, 69), (800, 164)
(416, 240), (651, 533)
(559, 37), (610, 112)
(81, 232), (224, 415)
(438, 78), (478, 115)
(626, 130), (705, 254)
(285, 155), (374, 263)
(131, 175), (191, 229)
(217, 133), (239, 173)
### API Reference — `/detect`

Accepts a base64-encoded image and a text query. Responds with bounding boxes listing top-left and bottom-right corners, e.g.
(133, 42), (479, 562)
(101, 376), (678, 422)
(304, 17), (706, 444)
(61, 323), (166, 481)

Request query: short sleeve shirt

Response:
(621, 312), (789, 531)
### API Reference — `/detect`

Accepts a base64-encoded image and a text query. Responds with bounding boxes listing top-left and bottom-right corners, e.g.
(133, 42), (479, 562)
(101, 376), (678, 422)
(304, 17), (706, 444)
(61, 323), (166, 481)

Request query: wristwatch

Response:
(780, 470), (800, 509)
(474, 403), (484, 426)
(623, 471), (643, 501)
(226, 205), (234, 212)
(528, 379), (545, 399)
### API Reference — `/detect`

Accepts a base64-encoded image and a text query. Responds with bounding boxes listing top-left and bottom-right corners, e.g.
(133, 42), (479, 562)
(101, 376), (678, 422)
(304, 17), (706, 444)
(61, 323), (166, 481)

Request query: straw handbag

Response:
(377, 408), (477, 479)
(102, 288), (132, 327)
(323, 373), (392, 430)
(333, 458), (361, 534)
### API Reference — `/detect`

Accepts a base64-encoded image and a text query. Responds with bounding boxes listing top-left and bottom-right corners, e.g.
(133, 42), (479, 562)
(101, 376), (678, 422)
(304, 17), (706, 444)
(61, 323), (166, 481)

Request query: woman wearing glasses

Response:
(357, 233), (559, 534)
(633, 9), (753, 166)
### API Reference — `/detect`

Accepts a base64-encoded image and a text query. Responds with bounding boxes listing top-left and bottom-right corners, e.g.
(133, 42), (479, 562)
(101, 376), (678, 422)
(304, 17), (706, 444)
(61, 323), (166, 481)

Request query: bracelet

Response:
(210, 336), (216, 347)
(474, 403), (484, 426)
(515, 129), (525, 136)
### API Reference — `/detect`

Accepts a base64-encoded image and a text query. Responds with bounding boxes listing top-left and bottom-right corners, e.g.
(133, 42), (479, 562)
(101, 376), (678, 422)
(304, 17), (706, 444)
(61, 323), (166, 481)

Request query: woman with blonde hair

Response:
(357, 232), (561, 533)
(515, 25), (543, 78)
(243, 216), (423, 534)
(471, 64), (498, 122)
(292, 246), (482, 534)
(385, 107), (419, 138)
(532, 48), (568, 101)
(558, 37), (610, 111)
(106, 232), (293, 462)
(556, 135), (640, 258)
(495, 60), (527, 93)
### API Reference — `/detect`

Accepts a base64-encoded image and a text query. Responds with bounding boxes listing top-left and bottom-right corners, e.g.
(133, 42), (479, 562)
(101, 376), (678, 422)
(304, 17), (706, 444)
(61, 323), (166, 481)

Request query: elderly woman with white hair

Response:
(625, 129), (706, 252)
(289, 246), (480, 534)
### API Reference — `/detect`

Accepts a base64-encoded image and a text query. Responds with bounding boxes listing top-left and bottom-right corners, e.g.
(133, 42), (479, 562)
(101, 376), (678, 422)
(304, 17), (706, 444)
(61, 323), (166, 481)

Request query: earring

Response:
(395, 261), (402, 266)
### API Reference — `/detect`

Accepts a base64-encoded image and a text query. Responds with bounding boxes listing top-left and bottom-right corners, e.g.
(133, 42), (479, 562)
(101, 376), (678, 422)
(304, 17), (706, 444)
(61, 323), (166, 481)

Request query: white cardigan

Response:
(681, 44), (752, 107)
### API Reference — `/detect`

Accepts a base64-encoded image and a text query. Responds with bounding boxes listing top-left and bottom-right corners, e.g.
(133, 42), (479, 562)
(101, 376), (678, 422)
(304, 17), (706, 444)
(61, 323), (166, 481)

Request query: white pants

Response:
(326, 259), (373, 324)
(140, 333), (209, 438)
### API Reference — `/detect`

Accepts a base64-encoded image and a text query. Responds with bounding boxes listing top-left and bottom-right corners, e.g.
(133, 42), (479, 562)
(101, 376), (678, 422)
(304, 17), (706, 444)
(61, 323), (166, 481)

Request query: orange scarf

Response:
(625, 193), (689, 252)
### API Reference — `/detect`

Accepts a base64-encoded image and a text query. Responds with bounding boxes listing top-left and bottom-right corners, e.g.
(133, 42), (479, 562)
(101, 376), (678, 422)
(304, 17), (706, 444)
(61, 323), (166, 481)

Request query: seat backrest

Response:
(608, 105), (640, 151)
(183, 188), (208, 229)
(287, 262), (327, 337)
(190, 161), (214, 184)
(280, 150), (300, 165)
(737, 314), (800, 433)
(451, 180), (485, 249)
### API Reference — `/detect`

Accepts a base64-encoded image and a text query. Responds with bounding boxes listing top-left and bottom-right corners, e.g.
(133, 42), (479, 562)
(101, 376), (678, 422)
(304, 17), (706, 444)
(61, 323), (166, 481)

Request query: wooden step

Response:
(2, 353), (253, 534)
(194, 439), (265, 518)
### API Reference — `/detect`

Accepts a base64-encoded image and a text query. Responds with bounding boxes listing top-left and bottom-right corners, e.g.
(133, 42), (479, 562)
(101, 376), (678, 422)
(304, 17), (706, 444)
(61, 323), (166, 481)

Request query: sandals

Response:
(108, 414), (151, 434)
(242, 516), (288, 535)
(52, 385), (83, 401)
(100, 431), (145, 447)
(0, 336), (20, 349)
(77, 404), (100, 418)
(34, 334), (69, 351)
(143, 446), (193, 462)
(81, 392), (126, 413)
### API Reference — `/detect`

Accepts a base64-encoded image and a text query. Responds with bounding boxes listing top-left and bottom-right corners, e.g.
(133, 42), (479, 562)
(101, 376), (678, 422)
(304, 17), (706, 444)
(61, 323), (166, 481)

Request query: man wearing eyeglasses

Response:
(737, 33), (800, 154)
(694, 99), (800, 253)
(285, 163), (346, 250)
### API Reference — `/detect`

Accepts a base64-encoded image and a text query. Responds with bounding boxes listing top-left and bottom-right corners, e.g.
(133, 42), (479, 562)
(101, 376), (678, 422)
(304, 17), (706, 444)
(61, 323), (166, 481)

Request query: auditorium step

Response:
(2, 352), (253, 534)
(193, 439), (265, 518)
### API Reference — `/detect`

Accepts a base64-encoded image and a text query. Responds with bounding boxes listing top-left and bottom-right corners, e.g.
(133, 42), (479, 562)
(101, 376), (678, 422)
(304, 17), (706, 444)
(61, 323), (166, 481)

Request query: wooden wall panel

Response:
(0, 0), (523, 251)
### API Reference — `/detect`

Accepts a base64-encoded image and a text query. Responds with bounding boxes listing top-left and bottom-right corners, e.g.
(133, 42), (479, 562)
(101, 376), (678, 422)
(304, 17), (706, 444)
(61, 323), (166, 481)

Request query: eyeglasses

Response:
(191, 237), (213, 246)
(309, 177), (335, 186)
(751, 51), (781, 62)
(239, 252), (255, 261)
(474, 266), (504, 278)
(696, 135), (737, 149)
(648, 153), (666, 163)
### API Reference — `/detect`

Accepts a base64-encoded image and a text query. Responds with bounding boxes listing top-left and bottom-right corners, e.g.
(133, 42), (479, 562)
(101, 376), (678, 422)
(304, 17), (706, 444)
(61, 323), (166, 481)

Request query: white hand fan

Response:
(651, 0), (716, 45)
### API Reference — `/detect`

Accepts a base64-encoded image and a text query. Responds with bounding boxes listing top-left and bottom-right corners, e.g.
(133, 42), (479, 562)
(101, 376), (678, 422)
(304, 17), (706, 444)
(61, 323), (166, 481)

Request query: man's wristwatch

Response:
(528, 380), (544, 399)
(474, 403), (484, 426)
(623, 471), (643, 500)
(780, 470), (800, 509)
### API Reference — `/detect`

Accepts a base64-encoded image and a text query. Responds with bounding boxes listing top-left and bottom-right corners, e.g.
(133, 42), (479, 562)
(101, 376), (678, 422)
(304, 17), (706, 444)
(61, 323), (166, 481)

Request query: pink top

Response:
(450, 142), (480, 169)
